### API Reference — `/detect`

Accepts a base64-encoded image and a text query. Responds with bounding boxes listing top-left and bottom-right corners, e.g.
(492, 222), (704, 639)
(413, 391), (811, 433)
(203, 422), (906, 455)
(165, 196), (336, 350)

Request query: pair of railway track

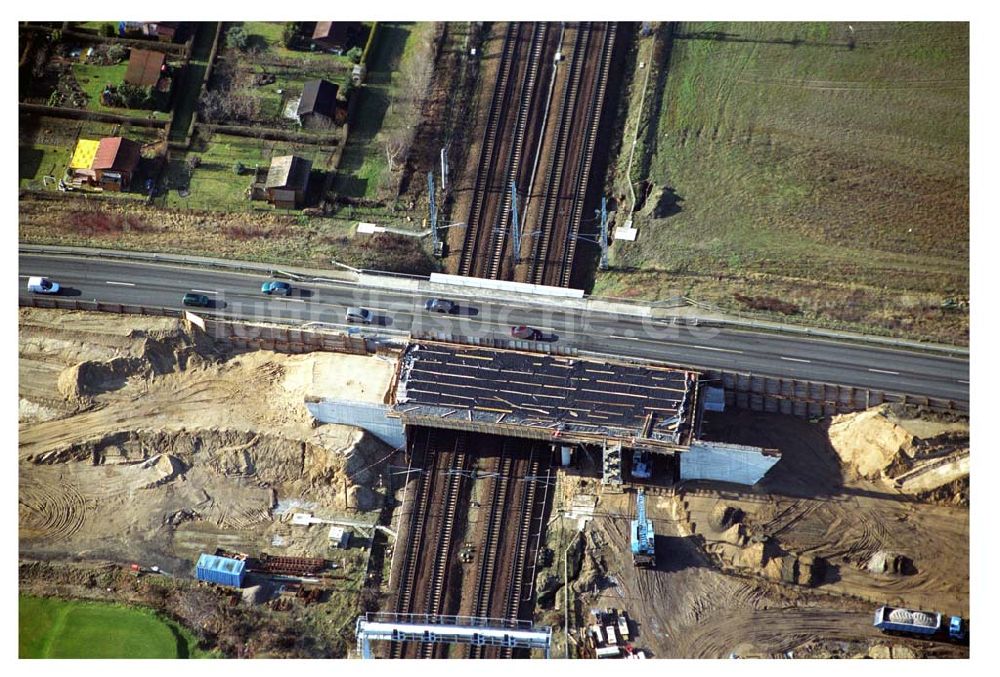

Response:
(457, 22), (617, 288)
(389, 430), (555, 659)
(390, 429), (469, 659)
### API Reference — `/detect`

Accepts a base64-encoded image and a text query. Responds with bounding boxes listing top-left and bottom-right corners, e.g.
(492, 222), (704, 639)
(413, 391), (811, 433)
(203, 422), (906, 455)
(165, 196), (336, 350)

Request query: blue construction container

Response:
(195, 553), (246, 587)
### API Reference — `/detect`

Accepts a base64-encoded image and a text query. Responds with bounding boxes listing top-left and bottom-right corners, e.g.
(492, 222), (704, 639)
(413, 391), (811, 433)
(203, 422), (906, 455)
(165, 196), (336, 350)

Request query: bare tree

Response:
(381, 126), (410, 173)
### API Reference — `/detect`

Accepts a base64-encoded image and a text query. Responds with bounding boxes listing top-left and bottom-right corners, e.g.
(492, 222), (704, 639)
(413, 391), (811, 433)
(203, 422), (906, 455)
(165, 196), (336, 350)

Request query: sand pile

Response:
(56, 333), (212, 404)
(828, 406), (970, 487)
(828, 406), (915, 479)
(866, 550), (912, 576)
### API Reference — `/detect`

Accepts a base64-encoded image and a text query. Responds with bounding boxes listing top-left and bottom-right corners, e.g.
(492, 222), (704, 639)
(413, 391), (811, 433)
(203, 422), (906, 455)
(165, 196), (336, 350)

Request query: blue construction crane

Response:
(630, 488), (655, 568)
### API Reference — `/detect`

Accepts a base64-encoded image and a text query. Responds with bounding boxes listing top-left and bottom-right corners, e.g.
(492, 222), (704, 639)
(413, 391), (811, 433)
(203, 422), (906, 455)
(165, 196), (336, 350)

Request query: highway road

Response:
(19, 252), (969, 406)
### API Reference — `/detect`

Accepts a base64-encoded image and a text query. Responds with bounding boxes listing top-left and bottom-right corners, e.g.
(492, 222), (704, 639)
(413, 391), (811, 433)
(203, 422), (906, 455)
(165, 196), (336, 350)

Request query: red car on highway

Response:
(511, 325), (543, 340)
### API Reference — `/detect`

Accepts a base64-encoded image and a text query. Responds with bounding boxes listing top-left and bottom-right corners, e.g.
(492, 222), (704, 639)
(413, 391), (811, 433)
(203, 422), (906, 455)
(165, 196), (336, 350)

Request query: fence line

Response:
(19, 295), (368, 356)
(704, 368), (966, 417)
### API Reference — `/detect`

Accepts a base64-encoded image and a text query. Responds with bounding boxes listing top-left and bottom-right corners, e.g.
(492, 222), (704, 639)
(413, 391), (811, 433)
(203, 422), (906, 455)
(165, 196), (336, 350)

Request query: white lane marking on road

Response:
(957, 380), (969, 384)
(613, 339), (744, 352)
(105, 281), (135, 286)
(780, 356), (812, 363)
(18, 275), (31, 279)
(868, 368), (900, 375)
(274, 297), (306, 303)
(688, 344), (743, 354)
(190, 289), (217, 295)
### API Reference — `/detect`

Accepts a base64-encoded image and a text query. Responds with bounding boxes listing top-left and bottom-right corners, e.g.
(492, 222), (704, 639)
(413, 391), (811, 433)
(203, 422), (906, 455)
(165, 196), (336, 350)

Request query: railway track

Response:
(496, 455), (543, 659)
(388, 431), (555, 659)
(528, 23), (592, 286)
(459, 24), (522, 278)
(467, 446), (514, 659)
(558, 22), (617, 288)
(485, 23), (549, 280)
(420, 437), (469, 658)
(389, 428), (435, 659)
(452, 22), (618, 288)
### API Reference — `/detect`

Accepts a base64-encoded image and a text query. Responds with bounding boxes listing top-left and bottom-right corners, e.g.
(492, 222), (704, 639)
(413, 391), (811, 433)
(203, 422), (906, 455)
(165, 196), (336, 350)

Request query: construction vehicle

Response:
(631, 450), (652, 479)
(874, 606), (968, 644)
(630, 488), (655, 567)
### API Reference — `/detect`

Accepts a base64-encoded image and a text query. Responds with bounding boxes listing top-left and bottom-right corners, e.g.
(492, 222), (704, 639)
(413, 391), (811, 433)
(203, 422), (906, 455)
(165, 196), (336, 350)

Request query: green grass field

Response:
(19, 596), (203, 658)
(333, 22), (433, 200)
(162, 131), (335, 211)
(599, 22), (968, 344)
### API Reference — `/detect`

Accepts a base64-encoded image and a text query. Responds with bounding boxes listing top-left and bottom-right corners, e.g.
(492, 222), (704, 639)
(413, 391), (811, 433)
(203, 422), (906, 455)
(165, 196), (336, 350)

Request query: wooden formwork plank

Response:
(808, 381), (825, 402)
(736, 373), (751, 392)
(763, 377), (780, 396)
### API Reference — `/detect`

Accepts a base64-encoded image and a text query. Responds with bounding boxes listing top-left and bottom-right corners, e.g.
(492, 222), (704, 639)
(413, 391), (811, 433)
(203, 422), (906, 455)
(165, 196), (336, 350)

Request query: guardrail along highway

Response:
(19, 250), (969, 406)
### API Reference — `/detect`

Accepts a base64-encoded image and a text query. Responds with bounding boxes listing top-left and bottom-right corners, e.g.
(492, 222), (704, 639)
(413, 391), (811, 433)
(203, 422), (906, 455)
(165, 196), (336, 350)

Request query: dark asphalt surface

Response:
(19, 252), (969, 405)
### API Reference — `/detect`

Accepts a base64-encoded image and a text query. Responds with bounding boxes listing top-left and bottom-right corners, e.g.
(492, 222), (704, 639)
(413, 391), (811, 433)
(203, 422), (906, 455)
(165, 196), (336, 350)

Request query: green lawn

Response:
(333, 22), (433, 200)
(19, 144), (71, 188)
(242, 21), (358, 66)
(598, 21), (969, 344)
(19, 596), (204, 658)
(19, 116), (164, 189)
(69, 61), (171, 120)
(163, 131), (335, 211)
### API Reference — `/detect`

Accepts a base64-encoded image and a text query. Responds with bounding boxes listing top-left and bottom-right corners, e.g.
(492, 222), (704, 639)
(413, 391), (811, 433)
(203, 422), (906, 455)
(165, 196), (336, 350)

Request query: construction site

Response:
(17, 17), (970, 662)
(17, 304), (969, 659)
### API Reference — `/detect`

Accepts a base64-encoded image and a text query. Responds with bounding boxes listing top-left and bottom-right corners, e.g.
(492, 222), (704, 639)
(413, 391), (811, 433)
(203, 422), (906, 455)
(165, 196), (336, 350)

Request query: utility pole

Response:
(598, 196), (609, 271)
(428, 171), (442, 257)
(440, 147), (449, 193)
(510, 180), (521, 265)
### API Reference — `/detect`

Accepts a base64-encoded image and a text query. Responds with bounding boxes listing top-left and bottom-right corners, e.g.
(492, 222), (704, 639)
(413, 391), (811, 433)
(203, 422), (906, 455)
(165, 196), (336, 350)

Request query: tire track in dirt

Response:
(19, 474), (88, 541)
(666, 607), (877, 658)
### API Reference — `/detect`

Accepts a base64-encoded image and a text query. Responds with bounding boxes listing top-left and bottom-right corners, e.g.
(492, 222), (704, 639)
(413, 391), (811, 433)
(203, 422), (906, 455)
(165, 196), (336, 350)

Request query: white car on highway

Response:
(26, 276), (60, 294)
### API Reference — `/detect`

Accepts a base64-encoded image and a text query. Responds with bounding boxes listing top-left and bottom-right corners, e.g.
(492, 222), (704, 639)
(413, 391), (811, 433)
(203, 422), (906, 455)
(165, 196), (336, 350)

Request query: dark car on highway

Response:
(424, 298), (458, 314)
(182, 292), (211, 308)
(261, 280), (292, 296)
(511, 325), (542, 340)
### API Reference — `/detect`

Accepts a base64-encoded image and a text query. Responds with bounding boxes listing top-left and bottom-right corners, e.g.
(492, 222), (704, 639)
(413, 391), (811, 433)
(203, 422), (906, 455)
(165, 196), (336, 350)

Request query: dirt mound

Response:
(828, 405), (970, 485)
(828, 406), (915, 479)
(346, 485), (381, 511)
(708, 504), (744, 532)
(866, 550), (913, 576)
(56, 333), (212, 404)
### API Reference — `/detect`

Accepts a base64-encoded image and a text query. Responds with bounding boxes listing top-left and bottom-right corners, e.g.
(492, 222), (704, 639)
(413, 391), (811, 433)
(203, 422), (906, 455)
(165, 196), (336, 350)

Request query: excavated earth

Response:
(545, 408), (969, 659)
(18, 308), (395, 572)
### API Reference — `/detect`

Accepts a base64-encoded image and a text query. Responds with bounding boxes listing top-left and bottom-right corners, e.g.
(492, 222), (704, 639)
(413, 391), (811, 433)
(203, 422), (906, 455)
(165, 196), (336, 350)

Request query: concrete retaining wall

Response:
(307, 399), (404, 449)
(679, 441), (781, 485)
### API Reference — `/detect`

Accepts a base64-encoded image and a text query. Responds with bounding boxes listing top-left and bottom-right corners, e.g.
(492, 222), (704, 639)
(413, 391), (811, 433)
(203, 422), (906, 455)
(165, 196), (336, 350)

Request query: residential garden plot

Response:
(333, 22), (435, 201)
(18, 115), (165, 190)
(241, 21), (364, 66)
(19, 595), (203, 658)
(599, 22), (968, 344)
(161, 131), (336, 212)
(207, 22), (362, 128)
(22, 40), (173, 120)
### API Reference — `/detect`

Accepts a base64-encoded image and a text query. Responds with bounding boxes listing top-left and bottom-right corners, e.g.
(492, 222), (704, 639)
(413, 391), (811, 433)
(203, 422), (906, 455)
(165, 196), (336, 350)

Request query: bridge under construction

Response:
(313, 336), (779, 658)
